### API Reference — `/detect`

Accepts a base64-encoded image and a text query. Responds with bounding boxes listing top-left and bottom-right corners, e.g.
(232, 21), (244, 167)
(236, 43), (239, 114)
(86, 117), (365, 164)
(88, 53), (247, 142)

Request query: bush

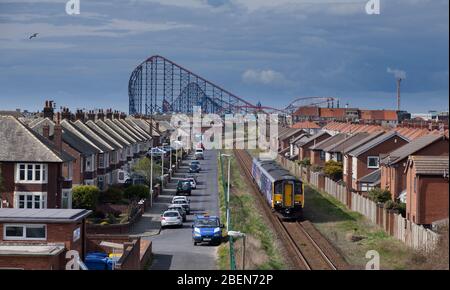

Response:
(368, 188), (392, 203)
(72, 185), (100, 210)
(101, 186), (124, 203)
(124, 185), (150, 200)
(324, 160), (343, 181)
(310, 165), (323, 172)
(385, 200), (406, 216)
(298, 158), (311, 167)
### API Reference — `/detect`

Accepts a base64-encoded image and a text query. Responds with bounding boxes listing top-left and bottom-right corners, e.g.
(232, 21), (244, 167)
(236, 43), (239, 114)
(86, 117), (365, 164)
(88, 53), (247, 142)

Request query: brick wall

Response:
(0, 254), (63, 270)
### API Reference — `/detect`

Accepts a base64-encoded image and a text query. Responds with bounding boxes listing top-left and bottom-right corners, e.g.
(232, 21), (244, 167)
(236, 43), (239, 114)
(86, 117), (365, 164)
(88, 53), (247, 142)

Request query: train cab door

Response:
(283, 182), (293, 208)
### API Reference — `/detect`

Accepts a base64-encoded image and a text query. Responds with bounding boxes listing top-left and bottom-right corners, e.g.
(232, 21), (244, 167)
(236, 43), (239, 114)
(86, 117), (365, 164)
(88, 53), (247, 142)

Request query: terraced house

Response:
(0, 116), (74, 209)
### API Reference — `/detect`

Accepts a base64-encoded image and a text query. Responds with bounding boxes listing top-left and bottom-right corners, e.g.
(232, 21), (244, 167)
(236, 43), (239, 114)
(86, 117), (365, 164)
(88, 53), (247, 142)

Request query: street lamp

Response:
(221, 154), (231, 232)
(149, 149), (153, 208)
(228, 231), (247, 270)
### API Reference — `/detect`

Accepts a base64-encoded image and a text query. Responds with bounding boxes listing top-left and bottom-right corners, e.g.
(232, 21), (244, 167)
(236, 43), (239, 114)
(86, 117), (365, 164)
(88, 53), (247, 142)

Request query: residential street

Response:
(138, 150), (220, 270)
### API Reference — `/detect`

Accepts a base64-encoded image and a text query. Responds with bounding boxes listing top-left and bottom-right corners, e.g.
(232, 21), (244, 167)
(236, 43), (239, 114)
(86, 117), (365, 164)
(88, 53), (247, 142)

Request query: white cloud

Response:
(387, 67), (407, 79)
(242, 69), (286, 85)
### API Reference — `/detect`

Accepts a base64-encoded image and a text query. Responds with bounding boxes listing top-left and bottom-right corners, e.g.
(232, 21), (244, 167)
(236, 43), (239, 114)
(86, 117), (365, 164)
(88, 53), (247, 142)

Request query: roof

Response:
(360, 110), (398, 121)
(31, 118), (100, 156)
(343, 131), (385, 154)
(382, 134), (447, 165)
(0, 243), (65, 257)
(0, 208), (92, 223)
(0, 116), (73, 163)
(82, 120), (123, 150)
(310, 133), (347, 151)
(0, 110), (24, 118)
(291, 121), (321, 130)
(291, 133), (310, 145)
(71, 120), (114, 152)
(279, 128), (305, 141)
(325, 132), (371, 153)
(359, 169), (381, 185)
(295, 131), (331, 147)
(407, 155), (449, 175)
(349, 131), (409, 157)
(320, 108), (347, 119)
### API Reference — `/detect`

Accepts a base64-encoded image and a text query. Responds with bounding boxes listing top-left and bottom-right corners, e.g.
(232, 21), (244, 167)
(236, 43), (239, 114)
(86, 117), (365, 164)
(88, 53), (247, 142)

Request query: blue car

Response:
(192, 215), (224, 246)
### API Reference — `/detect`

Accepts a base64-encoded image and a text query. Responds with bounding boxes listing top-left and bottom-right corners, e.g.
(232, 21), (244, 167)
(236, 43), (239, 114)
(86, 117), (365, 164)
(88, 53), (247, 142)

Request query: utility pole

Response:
(221, 154), (231, 232)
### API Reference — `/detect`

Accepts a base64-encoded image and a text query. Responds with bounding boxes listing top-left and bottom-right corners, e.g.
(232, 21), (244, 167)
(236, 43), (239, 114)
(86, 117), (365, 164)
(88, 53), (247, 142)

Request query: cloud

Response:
(387, 67), (407, 79)
(242, 69), (287, 85)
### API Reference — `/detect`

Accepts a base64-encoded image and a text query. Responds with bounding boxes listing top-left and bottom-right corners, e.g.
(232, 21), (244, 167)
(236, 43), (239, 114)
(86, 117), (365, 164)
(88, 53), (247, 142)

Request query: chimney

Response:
(155, 121), (160, 133)
(113, 110), (120, 119)
(120, 112), (127, 120)
(43, 100), (54, 120)
(54, 113), (63, 153)
(61, 107), (72, 120)
(75, 109), (85, 122)
(106, 109), (113, 120)
(87, 110), (96, 121)
(97, 109), (105, 121)
(396, 78), (402, 111)
(43, 124), (50, 139)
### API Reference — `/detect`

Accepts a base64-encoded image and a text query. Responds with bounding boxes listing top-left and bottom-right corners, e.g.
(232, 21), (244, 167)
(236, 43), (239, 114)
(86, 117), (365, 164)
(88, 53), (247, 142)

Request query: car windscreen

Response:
(194, 219), (219, 228)
(164, 212), (179, 217)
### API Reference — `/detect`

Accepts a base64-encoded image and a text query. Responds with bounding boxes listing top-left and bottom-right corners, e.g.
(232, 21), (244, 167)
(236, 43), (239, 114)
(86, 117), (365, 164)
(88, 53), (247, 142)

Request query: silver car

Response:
(161, 210), (183, 228)
(167, 204), (187, 222)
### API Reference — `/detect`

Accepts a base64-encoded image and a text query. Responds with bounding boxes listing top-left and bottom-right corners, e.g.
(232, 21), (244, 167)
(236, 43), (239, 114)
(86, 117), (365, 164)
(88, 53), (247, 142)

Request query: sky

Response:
(0, 0), (448, 114)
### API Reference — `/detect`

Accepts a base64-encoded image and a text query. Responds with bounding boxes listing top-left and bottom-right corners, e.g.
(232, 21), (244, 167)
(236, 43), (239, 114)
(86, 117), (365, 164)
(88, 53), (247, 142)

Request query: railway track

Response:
(233, 149), (347, 270)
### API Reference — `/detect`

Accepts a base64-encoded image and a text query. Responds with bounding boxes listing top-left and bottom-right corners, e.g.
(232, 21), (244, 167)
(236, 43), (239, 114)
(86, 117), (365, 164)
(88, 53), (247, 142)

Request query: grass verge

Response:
(303, 184), (424, 269)
(216, 151), (285, 270)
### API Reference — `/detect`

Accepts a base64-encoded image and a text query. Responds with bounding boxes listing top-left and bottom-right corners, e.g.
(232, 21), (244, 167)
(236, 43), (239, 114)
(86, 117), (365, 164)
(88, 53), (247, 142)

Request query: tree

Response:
(368, 188), (392, 203)
(324, 160), (343, 181)
(298, 158), (311, 167)
(132, 157), (162, 185)
(72, 185), (100, 210)
(124, 185), (150, 200)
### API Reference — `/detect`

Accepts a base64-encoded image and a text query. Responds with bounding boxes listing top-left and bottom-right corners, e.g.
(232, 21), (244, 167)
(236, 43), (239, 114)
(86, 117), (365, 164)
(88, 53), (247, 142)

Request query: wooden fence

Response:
(276, 155), (440, 251)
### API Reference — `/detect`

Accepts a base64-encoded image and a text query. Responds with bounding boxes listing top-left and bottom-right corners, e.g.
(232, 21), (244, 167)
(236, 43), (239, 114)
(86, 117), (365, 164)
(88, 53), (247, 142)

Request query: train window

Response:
(274, 183), (283, 194)
(294, 182), (302, 194)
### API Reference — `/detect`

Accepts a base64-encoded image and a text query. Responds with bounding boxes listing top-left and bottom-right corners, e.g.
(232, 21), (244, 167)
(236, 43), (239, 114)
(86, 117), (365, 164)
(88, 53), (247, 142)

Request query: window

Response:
(343, 156), (348, 174)
(367, 156), (380, 169)
(4, 224), (46, 240)
(320, 151), (326, 161)
(16, 164), (47, 183)
(99, 154), (105, 168)
(15, 193), (47, 209)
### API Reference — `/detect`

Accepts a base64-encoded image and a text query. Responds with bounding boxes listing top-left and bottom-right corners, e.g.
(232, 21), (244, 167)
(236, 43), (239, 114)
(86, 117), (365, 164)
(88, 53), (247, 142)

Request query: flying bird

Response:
(29, 33), (39, 39)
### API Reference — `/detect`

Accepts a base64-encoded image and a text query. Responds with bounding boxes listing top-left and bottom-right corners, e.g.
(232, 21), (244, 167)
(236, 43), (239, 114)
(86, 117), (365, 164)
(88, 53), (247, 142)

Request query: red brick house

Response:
(380, 134), (449, 199)
(0, 116), (74, 209)
(346, 131), (410, 192)
(295, 131), (331, 162)
(405, 156), (449, 225)
(0, 208), (91, 270)
(309, 133), (347, 167)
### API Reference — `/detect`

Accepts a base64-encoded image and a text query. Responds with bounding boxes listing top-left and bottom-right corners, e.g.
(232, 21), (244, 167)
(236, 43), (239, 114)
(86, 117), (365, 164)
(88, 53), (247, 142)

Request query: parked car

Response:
(172, 196), (190, 204)
(167, 204), (187, 222)
(185, 177), (197, 189)
(161, 210), (183, 228)
(195, 148), (204, 160)
(176, 180), (192, 196)
(189, 164), (200, 173)
(172, 199), (190, 214)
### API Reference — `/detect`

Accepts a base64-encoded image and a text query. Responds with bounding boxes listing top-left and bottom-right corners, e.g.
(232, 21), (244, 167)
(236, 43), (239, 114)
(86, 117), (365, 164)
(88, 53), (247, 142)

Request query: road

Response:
(146, 150), (220, 270)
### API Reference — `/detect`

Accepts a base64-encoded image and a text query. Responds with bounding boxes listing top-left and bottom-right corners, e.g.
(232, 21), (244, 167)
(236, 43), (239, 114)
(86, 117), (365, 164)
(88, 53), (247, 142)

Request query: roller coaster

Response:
(128, 55), (338, 116)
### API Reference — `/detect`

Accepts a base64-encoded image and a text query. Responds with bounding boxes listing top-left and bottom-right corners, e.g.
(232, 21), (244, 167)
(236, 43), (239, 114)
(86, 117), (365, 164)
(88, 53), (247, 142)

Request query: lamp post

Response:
(228, 231), (247, 270)
(161, 149), (164, 190)
(221, 154), (231, 232)
(149, 149), (153, 208)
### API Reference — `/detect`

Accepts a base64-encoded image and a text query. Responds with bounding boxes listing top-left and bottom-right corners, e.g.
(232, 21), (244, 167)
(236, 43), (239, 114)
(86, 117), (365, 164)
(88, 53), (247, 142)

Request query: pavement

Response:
(130, 150), (220, 270)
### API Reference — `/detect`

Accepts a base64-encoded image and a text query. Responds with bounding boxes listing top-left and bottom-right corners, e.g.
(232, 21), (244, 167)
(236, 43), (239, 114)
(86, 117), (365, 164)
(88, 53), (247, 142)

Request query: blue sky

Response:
(0, 0), (448, 114)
